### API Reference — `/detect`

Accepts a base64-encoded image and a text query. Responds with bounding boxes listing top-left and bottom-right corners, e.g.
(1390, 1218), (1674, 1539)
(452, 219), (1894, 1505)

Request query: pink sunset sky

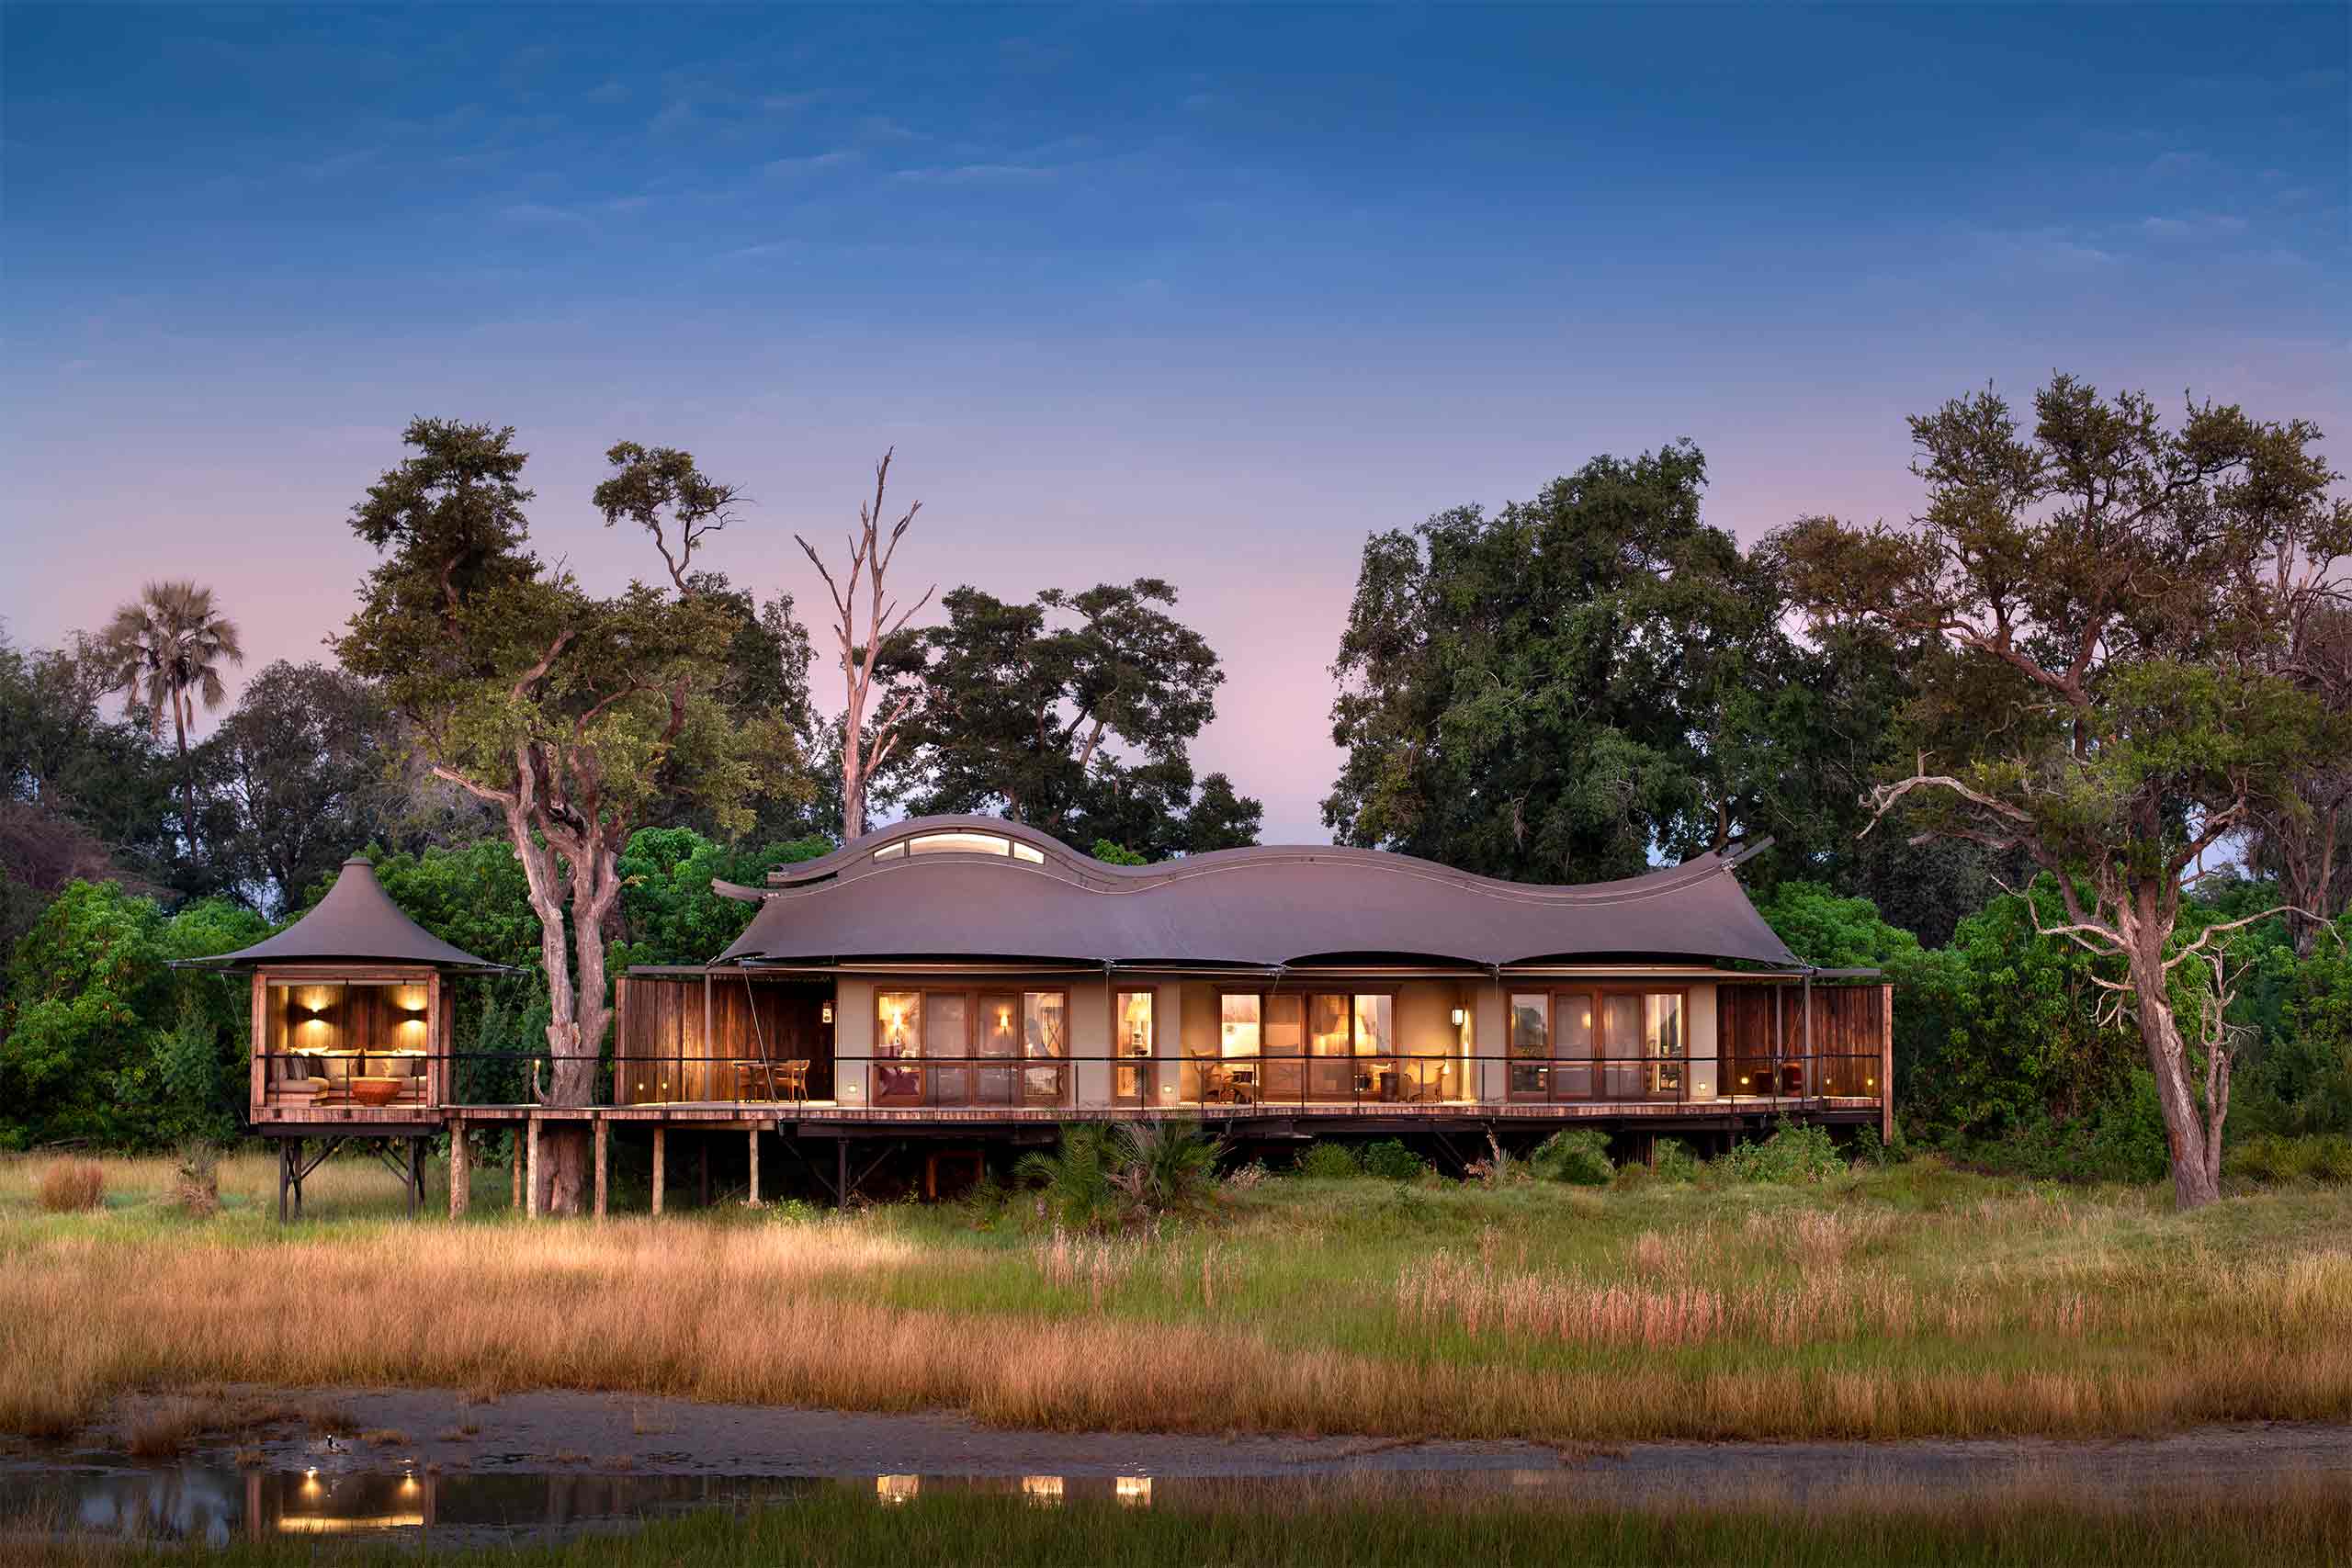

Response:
(5, 7), (2343, 841)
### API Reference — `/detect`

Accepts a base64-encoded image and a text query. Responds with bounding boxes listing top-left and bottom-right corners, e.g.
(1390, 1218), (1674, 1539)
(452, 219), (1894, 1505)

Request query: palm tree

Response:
(99, 580), (244, 847)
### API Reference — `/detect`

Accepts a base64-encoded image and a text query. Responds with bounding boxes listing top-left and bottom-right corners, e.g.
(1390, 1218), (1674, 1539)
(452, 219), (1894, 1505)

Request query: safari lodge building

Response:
(240, 818), (1889, 1211)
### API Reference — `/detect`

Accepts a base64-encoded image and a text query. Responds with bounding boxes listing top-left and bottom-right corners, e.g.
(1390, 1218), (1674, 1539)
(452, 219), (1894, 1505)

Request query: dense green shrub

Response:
(1652, 1138), (1703, 1182)
(1360, 1139), (1430, 1181)
(1721, 1121), (1844, 1184)
(1528, 1128), (1614, 1186)
(1295, 1142), (1364, 1179)
(2224, 1132), (2352, 1186)
(1015, 1122), (1222, 1228)
(1952, 1070), (2170, 1184)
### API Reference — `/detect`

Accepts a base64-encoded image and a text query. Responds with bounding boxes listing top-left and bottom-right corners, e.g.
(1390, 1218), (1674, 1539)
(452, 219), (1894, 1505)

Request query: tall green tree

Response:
(1324, 443), (1840, 883)
(211, 661), (405, 915)
(1780, 375), (2350, 1208)
(900, 579), (1261, 856)
(334, 419), (801, 1213)
(0, 632), (179, 888)
(96, 581), (244, 849)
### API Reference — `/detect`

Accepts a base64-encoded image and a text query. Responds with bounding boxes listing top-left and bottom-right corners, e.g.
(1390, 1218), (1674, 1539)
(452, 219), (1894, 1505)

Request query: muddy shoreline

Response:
(12, 1387), (2352, 1500)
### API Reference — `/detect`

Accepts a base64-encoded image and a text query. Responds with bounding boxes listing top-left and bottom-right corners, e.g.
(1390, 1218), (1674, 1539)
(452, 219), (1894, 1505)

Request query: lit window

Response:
(1116, 991), (1153, 1058)
(909, 831), (1011, 856)
(874, 841), (906, 861)
(1012, 842), (1045, 863)
(1220, 994), (1261, 1058)
(1352, 995), (1393, 1056)
(876, 992), (922, 1058)
(1023, 992), (1068, 1057)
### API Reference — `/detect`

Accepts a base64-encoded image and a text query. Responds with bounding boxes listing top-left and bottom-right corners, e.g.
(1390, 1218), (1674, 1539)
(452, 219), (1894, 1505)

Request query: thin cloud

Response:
(894, 162), (1057, 184)
(1970, 226), (2116, 271)
(495, 201), (589, 226)
(584, 79), (629, 105)
(2141, 212), (2248, 240)
(763, 149), (858, 177)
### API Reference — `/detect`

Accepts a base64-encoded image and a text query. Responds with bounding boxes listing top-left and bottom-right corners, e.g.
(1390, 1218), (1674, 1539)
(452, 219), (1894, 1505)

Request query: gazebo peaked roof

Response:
(179, 858), (509, 973)
(712, 815), (1805, 971)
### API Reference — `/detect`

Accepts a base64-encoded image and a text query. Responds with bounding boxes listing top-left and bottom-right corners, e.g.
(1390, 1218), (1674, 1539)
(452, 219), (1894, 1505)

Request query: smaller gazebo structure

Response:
(179, 857), (505, 1219)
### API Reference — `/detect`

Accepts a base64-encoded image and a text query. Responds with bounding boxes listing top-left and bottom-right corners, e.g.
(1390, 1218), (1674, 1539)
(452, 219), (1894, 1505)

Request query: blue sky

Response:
(3, 4), (2344, 839)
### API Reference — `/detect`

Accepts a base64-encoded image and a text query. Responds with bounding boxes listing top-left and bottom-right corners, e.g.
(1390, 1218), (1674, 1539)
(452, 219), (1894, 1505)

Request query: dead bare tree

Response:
(796, 449), (935, 839)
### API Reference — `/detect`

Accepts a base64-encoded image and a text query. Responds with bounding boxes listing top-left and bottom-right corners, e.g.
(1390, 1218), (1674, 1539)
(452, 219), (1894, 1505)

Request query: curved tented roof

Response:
(179, 858), (508, 972)
(715, 816), (1802, 970)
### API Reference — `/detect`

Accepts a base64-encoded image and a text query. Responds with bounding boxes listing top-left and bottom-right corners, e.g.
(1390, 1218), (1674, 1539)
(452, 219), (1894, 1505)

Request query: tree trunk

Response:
(533, 847), (618, 1216)
(2125, 933), (2224, 1211)
(842, 737), (867, 840)
(173, 683), (196, 852)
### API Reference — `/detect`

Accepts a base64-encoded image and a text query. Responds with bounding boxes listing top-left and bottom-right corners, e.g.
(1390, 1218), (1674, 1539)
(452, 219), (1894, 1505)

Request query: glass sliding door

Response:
(1023, 990), (1068, 1106)
(1645, 992), (1685, 1098)
(975, 991), (1019, 1107)
(927, 992), (972, 1105)
(875, 991), (924, 1106)
(1508, 993), (1549, 1100)
(1553, 992), (1596, 1100)
(1600, 993), (1645, 1099)
(1262, 994), (1304, 1102)
(1114, 990), (1153, 1105)
(1307, 994), (1351, 1102)
(1352, 993), (1395, 1100)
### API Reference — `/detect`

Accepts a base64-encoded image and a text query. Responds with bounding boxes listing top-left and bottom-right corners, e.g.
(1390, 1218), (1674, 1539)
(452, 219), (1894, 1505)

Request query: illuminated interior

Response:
(873, 831), (1047, 863)
(1191, 988), (1464, 1105)
(263, 978), (432, 1110)
(873, 987), (1070, 1107)
(1114, 989), (1154, 1104)
(1509, 987), (1690, 1102)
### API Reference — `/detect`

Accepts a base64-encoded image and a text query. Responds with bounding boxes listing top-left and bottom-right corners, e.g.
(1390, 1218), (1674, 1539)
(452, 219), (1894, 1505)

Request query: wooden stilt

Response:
(449, 1123), (470, 1219)
(836, 1138), (848, 1210)
(747, 1127), (760, 1206)
(509, 1134), (522, 1212)
(525, 1115), (540, 1220)
(594, 1117), (609, 1220)
(651, 1124), (666, 1216)
(698, 1139), (710, 1208)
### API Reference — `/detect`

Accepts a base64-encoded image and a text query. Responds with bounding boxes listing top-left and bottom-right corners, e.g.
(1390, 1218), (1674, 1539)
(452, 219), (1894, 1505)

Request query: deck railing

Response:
(253, 1047), (1884, 1113)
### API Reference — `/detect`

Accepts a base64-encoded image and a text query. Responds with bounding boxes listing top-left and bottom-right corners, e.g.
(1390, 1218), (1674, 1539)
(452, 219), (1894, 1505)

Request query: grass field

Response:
(2, 1149), (2349, 1445)
(12, 1482), (2351, 1568)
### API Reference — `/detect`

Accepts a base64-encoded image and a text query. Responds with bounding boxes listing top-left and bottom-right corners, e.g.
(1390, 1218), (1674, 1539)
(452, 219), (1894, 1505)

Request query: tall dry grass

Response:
(34, 1160), (105, 1213)
(4, 1158), (2350, 1448)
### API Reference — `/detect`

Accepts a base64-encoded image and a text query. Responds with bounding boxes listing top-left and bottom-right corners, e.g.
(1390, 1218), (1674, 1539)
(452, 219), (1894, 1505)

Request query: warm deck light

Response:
(820, 1000), (833, 1024)
(1450, 1007), (1467, 1027)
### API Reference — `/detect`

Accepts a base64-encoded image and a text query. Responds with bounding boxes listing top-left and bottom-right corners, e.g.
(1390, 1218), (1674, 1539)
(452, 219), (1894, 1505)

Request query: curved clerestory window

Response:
(873, 831), (1046, 863)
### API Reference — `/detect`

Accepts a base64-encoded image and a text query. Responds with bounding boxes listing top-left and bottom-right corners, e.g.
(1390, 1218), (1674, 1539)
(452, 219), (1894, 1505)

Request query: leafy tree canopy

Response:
(1779, 374), (2352, 1206)
(898, 578), (1261, 858)
(1325, 442), (1876, 885)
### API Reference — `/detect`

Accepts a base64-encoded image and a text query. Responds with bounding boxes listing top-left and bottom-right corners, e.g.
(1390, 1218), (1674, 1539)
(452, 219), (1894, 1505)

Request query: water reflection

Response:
(5, 1465), (1201, 1546)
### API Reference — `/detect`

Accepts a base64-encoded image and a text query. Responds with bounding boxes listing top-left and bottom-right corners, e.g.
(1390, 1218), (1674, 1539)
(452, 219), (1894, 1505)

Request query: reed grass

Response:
(2, 1153), (2348, 1445)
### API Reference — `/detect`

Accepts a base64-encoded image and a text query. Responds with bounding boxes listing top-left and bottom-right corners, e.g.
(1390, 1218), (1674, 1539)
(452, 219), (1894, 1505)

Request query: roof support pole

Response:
(524, 1114), (540, 1220)
(1802, 972), (1814, 1100)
